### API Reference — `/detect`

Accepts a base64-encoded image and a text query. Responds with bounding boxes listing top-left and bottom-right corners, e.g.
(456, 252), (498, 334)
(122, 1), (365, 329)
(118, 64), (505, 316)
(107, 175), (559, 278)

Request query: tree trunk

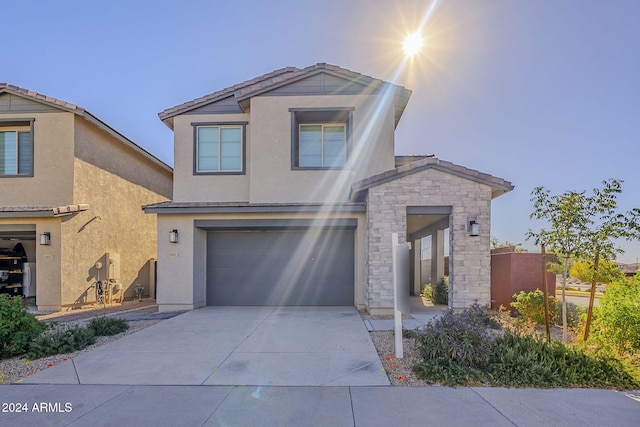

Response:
(583, 252), (600, 341)
(542, 244), (551, 342)
(562, 257), (568, 343)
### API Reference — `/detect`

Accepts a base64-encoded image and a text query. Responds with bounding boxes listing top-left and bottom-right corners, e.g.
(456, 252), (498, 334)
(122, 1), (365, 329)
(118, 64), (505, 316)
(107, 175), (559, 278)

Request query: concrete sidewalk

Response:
(1, 384), (639, 426)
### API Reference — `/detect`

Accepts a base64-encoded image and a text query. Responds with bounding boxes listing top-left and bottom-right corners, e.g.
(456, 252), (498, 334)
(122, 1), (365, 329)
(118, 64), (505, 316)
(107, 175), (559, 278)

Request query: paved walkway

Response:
(2, 384), (639, 426)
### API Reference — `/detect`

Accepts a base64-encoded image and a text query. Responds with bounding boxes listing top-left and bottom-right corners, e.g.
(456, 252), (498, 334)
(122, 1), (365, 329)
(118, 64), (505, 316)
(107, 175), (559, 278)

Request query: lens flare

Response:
(403, 32), (424, 57)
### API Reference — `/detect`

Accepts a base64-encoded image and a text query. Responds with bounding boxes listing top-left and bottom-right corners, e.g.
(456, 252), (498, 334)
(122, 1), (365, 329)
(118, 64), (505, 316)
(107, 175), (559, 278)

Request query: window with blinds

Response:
(196, 125), (243, 173)
(290, 107), (353, 170)
(0, 128), (33, 176)
(299, 124), (346, 168)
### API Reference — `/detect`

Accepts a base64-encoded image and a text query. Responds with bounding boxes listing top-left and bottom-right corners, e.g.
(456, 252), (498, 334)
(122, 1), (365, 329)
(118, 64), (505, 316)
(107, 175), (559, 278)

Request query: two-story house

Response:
(0, 84), (172, 311)
(144, 64), (513, 314)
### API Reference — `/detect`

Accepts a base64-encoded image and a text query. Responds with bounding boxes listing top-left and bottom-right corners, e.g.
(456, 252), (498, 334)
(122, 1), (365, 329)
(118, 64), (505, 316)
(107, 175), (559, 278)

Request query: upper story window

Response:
(290, 108), (353, 170)
(193, 122), (246, 175)
(299, 124), (346, 168)
(0, 120), (34, 177)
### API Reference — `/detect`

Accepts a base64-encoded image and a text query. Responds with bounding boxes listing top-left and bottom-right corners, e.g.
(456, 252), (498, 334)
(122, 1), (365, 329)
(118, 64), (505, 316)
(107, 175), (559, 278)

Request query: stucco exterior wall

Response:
(155, 211), (366, 312)
(169, 94), (395, 205)
(365, 168), (493, 311)
(0, 112), (75, 206)
(249, 95), (396, 203)
(172, 113), (250, 203)
(57, 118), (172, 306)
(155, 215), (201, 311)
(490, 250), (557, 312)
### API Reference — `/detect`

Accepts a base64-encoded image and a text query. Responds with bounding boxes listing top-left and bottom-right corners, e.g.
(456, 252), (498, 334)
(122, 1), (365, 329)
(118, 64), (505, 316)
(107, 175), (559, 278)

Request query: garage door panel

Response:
(206, 229), (354, 306)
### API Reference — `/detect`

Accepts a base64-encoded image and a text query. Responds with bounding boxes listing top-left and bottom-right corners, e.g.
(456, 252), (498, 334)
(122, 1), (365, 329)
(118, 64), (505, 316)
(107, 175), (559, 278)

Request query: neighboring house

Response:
(144, 63), (513, 314)
(617, 262), (639, 278)
(0, 84), (173, 311)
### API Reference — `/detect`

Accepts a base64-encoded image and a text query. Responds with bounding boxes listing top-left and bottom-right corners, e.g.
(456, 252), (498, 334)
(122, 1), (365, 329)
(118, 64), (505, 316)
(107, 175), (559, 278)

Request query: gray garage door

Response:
(206, 229), (354, 306)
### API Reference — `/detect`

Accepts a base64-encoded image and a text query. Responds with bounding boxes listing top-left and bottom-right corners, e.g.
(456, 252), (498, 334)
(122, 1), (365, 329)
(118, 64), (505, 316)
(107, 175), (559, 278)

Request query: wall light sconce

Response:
(469, 221), (480, 237)
(40, 232), (51, 246)
(169, 229), (179, 243)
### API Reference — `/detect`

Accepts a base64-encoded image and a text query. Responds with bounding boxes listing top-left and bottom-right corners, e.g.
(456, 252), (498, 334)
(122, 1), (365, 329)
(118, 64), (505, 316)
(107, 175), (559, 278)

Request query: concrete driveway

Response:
(23, 306), (390, 387)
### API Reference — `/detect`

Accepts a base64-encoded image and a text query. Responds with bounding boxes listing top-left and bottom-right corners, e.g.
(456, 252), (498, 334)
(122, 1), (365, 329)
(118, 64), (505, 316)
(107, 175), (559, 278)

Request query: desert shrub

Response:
(0, 295), (46, 358)
(510, 290), (554, 325)
(489, 330), (639, 389)
(511, 290), (584, 329)
(87, 316), (129, 336)
(27, 325), (96, 359)
(412, 304), (639, 389)
(553, 300), (584, 329)
(421, 285), (432, 299)
(432, 276), (449, 305)
(413, 305), (500, 385)
(588, 272), (640, 356)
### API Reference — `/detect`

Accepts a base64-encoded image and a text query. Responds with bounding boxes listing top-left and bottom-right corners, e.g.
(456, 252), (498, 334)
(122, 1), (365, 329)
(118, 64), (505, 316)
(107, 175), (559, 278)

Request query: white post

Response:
(392, 233), (403, 358)
(392, 233), (410, 359)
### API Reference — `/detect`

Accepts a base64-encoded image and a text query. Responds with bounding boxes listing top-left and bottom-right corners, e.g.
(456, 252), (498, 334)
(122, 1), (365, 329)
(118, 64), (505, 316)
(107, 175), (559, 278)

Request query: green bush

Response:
(511, 290), (584, 329)
(0, 295), (46, 358)
(511, 290), (554, 325)
(589, 272), (640, 356)
(412, 305), (640, 389)
(432, 276), (449, 305)
(488, 330), (639, 389)
(412, 304), (500, 385)
(421, 285), (432, 299)
(87, 317), (129, 336)
(553, 300), (584, 329)
(27, 325), (96, 359)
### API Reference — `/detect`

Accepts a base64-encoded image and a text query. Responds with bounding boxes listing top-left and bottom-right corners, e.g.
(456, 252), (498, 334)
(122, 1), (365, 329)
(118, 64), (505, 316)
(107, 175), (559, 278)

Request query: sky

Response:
(3, 0), (640, 262)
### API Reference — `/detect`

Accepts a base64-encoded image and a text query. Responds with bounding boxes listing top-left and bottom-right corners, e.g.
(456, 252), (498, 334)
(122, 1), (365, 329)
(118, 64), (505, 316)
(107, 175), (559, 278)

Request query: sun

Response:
(403, 31), (424, 57)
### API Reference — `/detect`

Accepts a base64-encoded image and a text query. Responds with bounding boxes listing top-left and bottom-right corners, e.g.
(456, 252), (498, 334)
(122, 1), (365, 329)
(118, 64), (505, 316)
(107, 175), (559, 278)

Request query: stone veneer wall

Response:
(365, 168), (493, 311)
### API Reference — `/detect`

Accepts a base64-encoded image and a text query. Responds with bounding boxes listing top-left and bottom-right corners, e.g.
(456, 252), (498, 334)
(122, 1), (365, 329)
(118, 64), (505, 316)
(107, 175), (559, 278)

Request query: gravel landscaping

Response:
(0, 319), (161, 384)
(369, 330), (429, 386)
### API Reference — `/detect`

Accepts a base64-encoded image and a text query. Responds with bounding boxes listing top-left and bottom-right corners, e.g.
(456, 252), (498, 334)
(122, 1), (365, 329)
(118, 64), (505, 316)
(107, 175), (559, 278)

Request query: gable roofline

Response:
(0, 83), (172, 174)
(157, 63), (412, 129)
(157, 66), (298, 126)
(350, 157), (514, 202)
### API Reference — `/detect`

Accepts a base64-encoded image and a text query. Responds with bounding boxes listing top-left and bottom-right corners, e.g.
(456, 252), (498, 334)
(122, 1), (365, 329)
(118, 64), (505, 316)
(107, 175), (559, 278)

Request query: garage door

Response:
(206, 229), (354, 306)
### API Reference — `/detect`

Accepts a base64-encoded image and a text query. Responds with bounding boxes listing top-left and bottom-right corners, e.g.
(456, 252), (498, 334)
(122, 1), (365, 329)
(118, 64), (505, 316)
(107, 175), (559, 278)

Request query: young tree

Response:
(527, 179), (640, 343)
(579, 180), (640, 340)
(527, 187), (589, 342)
(569, 260), (623, 285)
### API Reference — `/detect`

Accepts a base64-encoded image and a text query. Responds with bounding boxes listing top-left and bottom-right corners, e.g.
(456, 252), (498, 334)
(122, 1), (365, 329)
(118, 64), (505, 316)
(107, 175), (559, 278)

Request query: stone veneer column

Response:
(365, 168), (493, 312)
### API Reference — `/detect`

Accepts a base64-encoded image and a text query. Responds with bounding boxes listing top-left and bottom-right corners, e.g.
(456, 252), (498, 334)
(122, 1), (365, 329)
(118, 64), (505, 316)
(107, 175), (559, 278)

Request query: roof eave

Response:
(349, 158), (514, 202)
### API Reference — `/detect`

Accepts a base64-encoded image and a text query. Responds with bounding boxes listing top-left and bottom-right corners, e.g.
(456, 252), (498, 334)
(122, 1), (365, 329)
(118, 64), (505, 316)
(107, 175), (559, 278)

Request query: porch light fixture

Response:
(469, 221), (480, 237)
(169, 229), (179, 243)
(40, 232), (51, 246)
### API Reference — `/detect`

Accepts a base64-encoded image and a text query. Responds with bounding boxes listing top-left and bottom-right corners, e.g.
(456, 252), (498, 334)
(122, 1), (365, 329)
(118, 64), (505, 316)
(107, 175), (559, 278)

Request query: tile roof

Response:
(157, 66), (297, 121)
(158, 63), (411, 123)
(0, 83), (171, 173)
(0, 204), (90, 217)
(0, 83), (85, 113)
(350, 157), (514, 201)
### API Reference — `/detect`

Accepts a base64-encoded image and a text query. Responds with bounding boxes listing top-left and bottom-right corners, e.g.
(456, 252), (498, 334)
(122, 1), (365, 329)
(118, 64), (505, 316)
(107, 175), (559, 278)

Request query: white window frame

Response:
(195, 124), (244, 174)
(298, 123), (346, 169)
